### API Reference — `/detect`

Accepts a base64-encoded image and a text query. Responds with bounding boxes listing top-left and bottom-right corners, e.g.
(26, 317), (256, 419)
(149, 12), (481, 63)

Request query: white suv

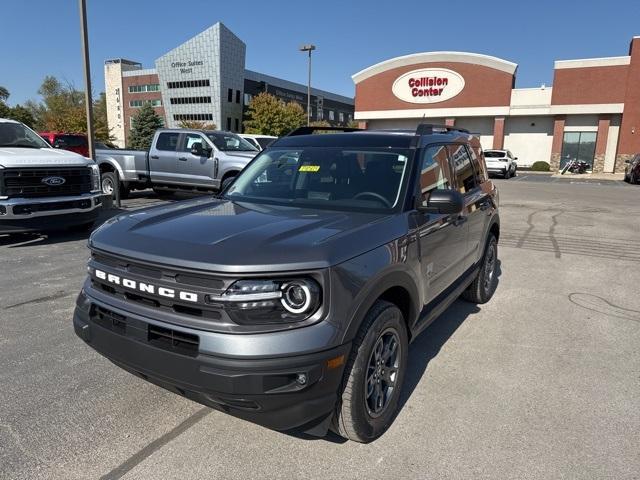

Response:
(484, 149), (517, 179)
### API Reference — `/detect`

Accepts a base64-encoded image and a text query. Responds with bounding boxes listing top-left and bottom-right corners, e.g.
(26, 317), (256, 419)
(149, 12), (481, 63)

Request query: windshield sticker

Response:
(299, 165), (320, 172)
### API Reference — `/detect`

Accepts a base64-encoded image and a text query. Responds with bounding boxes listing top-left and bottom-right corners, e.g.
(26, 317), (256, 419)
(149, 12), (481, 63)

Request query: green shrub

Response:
(530, 161), (550, 172)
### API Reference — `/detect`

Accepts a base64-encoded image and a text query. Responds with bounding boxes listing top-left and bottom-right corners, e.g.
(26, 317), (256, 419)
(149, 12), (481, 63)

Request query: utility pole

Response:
(79, 0), (95, 159)
(299, 44), (316, 126)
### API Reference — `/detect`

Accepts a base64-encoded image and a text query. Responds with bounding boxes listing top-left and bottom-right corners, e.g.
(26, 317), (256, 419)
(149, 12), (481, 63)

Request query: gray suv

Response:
(73, 124), (500, 443)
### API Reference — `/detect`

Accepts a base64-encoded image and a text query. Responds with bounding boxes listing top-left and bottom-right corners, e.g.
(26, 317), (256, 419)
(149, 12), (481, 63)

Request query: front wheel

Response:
(462, 233), (498, 304)
(333, 300), (408, 443)
(101, 172), (129, 199)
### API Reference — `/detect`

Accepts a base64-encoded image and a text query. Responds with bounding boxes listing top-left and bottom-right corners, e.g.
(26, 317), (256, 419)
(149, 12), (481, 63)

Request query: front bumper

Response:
(73, 290), (350, 433)
(0, 193), (103, 232)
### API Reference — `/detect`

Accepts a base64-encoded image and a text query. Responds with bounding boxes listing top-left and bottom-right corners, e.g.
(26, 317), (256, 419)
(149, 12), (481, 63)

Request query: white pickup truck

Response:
(96, 129), (258, 197)
(0, 118), (103, 234)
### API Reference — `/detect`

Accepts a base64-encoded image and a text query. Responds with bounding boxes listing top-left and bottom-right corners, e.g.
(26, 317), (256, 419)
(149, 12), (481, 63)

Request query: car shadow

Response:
(398, 259), (502, 412)
(0, 206), (127, 248)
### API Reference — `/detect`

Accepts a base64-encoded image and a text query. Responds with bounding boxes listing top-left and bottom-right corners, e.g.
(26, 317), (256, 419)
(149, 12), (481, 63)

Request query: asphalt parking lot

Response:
(1, 177), (639, 480)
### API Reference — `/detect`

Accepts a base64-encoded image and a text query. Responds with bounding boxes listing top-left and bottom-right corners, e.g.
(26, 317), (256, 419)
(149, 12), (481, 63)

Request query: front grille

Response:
(13, 198), (93, 215)
(148, 324), (199, 356)
(89, 251), (228, 320)
(1, 167), (92, 198)
(90, 305), (199, 357)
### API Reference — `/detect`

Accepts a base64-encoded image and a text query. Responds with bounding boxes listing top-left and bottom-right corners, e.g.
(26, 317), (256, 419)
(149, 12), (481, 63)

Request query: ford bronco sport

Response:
(73, 124), (500, 443)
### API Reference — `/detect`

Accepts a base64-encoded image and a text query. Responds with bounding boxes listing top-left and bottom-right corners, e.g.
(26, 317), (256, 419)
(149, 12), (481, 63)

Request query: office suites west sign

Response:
(392, 68), (465, 103)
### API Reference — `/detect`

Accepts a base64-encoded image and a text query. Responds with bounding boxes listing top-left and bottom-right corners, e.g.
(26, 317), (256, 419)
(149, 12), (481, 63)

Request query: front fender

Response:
(330, 241), (421, 344)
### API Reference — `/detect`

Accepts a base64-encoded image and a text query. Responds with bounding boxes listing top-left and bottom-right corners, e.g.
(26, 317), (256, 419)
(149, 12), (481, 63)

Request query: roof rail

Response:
(286, 126), (362, 136)
(415, 124), (470, 136)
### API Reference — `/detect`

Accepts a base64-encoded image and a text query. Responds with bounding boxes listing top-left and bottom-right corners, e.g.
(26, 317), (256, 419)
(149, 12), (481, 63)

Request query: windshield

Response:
(224, 147), (411, 212)
(0, 122), (50, 149)
(257, 137), (276, 149)
(206, 132), (258, 152)
(484, 150), (506, 158)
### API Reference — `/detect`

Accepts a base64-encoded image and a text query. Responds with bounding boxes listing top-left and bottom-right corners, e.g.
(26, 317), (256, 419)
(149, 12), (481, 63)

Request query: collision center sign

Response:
(392, 68), (465, 104)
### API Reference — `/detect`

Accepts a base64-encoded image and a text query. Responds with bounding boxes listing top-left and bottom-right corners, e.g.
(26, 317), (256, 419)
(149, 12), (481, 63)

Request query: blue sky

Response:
(1, 0), (639, 105)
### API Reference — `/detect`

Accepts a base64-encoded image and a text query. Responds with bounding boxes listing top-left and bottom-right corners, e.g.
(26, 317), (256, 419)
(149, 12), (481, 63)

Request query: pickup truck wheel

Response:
(333, 300), (408, 443)
(462, 233), (498, 304)
(221, 175), (236, 191)
(101, 172), (130, 199)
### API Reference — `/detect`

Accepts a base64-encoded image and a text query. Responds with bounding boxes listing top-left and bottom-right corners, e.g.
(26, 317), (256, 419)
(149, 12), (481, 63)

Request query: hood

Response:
(221, 150), (257, 160)
(90, 197), (408, 273)
(0, 147), (91, 168)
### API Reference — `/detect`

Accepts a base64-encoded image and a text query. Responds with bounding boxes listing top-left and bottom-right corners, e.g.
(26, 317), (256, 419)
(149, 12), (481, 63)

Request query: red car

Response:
(39, 132), (89, 157)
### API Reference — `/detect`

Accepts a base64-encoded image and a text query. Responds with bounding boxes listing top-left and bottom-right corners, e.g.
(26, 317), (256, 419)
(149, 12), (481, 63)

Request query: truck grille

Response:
(89, 251), (228, 322)
(0, 167), (92, 198)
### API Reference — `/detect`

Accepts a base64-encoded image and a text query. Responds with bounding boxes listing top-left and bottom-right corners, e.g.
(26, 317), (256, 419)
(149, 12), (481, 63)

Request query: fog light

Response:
(296, 373), (307, 385)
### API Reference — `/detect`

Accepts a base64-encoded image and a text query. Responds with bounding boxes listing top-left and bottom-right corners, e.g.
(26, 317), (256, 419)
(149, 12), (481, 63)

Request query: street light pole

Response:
(299, 44), (316, 126)
(78, 0), (95, 159)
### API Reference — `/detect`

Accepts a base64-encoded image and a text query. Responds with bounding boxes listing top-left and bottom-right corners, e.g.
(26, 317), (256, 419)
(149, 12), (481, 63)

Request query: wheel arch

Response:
(343, 270), (420, 344)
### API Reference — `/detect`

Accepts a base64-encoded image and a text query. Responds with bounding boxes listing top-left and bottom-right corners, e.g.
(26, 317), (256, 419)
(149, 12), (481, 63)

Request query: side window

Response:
(419, 145), (453, 205)
(468, 144), (487, 183)
(448, 144), (477, 193)
(183, 133), (205, 152)
(155, 133), (179, 151)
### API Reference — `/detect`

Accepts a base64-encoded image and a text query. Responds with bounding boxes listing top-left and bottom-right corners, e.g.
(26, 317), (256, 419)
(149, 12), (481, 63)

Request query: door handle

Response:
(150, 155), (159, 159)
(178, 157), (188, 161)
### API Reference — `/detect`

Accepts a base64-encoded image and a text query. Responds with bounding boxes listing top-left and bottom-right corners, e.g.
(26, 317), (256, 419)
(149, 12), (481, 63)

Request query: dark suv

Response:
(73, 124), (500, 443)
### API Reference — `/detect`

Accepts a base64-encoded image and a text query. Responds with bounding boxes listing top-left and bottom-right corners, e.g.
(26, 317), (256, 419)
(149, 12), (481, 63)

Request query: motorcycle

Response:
(561, 158), (590, 175)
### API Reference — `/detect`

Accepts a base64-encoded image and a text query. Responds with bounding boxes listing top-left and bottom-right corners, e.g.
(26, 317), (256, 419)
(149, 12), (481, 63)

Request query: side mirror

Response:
(53, 139), (63, 148)
(190, 142), (204, 156)
(417, 189), (464, 215)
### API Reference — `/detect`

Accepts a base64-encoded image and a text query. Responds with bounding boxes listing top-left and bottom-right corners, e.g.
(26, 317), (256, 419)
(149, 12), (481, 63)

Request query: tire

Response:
(631, 172), (638, 185)
(101, 172), (129, 199)
(221, 175), (236, 191)
(462, 233), (498, 304)
(333, 300), (408, 443)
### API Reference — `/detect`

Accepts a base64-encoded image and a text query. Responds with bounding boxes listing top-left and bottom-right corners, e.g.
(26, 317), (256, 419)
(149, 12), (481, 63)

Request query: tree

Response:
(128, 103), (164, 150)
(8, 105), (35, 128)
(243, 92), (306, 137)
(178, 119), (217, 130)
(93, 92), (114, 143)
(0, 87), (35, 128)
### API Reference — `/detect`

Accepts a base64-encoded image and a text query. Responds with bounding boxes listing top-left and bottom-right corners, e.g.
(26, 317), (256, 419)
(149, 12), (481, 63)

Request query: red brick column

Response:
(550, 116), (566, 171)
(445, 118), (455, 126)
(593, 115), (611, 173)
(492, 117), (505, 149)
(358, 121), (368, 130)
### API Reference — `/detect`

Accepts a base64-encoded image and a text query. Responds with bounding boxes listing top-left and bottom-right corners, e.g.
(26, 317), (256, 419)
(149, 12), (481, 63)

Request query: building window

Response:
(235, 90), (241, 104)
(167, 79), (210, 89)
(308, 106), (313, 118)
(317, 109), (323, 121)
(169, 96), (212, 105)
(128, 84), (160, 93)
(243, 93), (252, 105)
(129, 99), (162, 107)
(348, 114), (353, 122)
(228, 89), (233, 102)
(173, 113), (214, 121)
(339, 112), (344, 123)
(560, 132), (597, 170)
(329, 110), (335, 121)
(226, 117), (231, 130)
(234, 118), (239, 131)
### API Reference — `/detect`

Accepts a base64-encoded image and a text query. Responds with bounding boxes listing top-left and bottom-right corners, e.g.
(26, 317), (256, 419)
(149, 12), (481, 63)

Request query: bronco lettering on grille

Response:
(94, 269), (198, 303)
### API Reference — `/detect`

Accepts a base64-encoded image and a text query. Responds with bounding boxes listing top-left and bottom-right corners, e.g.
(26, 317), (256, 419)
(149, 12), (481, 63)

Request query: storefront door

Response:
(560, 132), (597, 170)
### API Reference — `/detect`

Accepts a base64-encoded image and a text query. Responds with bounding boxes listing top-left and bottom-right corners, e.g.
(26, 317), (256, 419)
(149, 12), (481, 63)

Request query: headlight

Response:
(208, 278), (321, 325)
(89, 164), (101, 192)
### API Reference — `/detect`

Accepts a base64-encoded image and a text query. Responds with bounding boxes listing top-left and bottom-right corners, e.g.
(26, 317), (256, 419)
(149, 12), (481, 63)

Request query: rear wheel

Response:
(101, 172), (129, 199)
(333, 300), (408, 443)
(462, 233), (498, 304)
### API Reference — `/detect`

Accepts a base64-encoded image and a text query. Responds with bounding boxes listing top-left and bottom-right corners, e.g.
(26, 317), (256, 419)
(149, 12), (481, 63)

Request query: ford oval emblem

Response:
(42, 176), (66, 186)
